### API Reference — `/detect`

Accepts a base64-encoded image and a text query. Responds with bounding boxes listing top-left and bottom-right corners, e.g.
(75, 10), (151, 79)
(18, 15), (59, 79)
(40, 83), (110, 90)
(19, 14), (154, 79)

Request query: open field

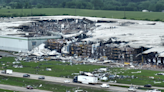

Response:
(0, 57), (103, 78)
(110, 68), (164, 87)
(0, 8), (164, 21)
(1, 57), (164, 91)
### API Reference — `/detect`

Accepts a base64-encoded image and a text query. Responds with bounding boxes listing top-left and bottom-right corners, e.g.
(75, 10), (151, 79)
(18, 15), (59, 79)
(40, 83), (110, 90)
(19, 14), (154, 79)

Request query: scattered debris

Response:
(131, 71), (141, 74)
(149, 76), (154, 79)
(154, 81), (161, 84)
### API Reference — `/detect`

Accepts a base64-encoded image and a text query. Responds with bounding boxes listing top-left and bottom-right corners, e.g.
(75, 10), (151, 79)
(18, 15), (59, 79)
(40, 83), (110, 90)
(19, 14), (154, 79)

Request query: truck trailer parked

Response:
(73, 75), (98, 84)
(1, 69), (13, 74)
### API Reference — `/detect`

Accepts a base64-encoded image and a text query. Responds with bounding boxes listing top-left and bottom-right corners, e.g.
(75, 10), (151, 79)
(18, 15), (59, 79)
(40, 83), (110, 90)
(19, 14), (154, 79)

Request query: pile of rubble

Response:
(14, 18), (95, 37)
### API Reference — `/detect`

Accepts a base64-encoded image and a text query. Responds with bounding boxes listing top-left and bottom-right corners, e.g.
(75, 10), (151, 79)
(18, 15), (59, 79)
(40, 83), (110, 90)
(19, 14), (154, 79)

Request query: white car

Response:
(100, 84), (110, 88)
(74, 90), (88, 92)
(100, 77), (108, 81)
(146, 89), (161, 92)
(128, 86), (137, 92)
(46, 68), (52, 71)
(64, 80), (70, 83)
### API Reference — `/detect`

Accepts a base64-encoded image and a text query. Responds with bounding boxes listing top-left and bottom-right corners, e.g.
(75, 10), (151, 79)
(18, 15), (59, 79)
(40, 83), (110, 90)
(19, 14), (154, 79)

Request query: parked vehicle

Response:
(46, 68), (52, 71)
(146, 89), (161, 92)
(73, 75), (98, 84)
(100, 76), (108, 81)
(23, 74), (30, 77)
(64, 80), (70, 83)
(100, 84), (110, 88)
(26, 85), (33, 89)
(38, 76), (45, 79)
(1, 69), (12, 74)
(74, 90), (87, 92)
(156, 73), (164, 75)
(108, 75), (115, 79)
(144, 84), (152, 88)
(128, 85), (137, 92)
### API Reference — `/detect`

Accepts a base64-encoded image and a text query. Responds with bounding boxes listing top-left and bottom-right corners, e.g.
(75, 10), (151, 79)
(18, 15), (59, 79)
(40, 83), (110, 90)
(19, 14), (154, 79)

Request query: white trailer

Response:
(73, 75), (98, 84)
(1, 69), (12, 74)
(6, 69), (12, 74)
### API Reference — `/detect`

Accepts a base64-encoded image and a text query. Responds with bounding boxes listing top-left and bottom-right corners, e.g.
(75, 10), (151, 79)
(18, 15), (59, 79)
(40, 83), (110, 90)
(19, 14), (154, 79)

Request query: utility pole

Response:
(75, 0), (77, 16)
(31, 3), (32, 16)
(123, 0), (126, 18)
(75, 6), (76, 16)
(31, 8), (32, 16)
(124, 6), (126, 18)
(21, 0), (24, 14)
(22, 6), (23, 16)
(75, 4), (76, 16)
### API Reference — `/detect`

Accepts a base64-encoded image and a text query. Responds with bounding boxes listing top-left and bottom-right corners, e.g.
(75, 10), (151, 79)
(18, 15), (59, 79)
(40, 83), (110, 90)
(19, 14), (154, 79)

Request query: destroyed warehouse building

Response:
(1, 16), (164, 65)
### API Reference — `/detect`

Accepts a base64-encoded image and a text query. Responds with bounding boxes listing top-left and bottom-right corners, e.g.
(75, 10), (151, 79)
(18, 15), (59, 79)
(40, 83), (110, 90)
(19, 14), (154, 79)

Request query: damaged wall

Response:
(0, 35), (61, 52)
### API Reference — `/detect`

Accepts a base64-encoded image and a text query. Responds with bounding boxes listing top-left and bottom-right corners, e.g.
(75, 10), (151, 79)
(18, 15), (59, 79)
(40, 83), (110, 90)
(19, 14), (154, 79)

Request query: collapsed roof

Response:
(0, 16), (164, 50)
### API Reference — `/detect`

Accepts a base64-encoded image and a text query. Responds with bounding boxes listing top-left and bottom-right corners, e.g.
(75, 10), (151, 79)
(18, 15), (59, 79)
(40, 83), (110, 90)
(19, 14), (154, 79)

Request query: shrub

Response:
(154, 19), (162, 21)
(63, 14), (69, 15)
(143, 18), (150, 21)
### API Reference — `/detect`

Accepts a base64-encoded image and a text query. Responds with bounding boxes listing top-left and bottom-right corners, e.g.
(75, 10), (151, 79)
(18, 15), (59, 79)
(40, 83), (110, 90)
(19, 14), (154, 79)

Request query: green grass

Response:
(1, 57), (164, 91)
(110, 84), (164, 92)
(0, 75), (109, 92)
(109, 68), (164, 87)
(0, 8), (164, 21)
(0, 57), (103, 78)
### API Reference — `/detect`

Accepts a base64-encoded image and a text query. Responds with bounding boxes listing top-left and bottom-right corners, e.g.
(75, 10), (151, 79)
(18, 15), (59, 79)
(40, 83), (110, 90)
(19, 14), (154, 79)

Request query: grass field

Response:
(110, 68), (164, 87)
(0, 57), (103, 78)
(0, 8), (164, 21)
(1, 57), (164, 91)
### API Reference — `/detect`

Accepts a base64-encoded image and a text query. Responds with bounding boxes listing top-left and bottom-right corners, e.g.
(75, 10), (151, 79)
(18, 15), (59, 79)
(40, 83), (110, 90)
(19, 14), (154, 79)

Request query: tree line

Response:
(1, 0), (164, 12)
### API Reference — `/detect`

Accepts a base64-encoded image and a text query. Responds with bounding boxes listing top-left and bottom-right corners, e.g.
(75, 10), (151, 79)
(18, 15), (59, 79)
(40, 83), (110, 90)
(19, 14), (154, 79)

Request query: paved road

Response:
(0, 84), (52, 92)
(104, 82), (164, 90)
(0, 71), (146, 92)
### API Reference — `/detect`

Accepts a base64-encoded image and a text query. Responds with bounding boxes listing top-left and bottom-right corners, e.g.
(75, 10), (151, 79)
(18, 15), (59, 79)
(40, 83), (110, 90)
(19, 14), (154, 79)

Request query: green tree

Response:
(148, 4), (155, 11)
(37, 4), (42, 8)
(91, 0), (103, 10)
(65, 1), (76, 8)
(24, 2), (30, 9)
(127, 2), (138, 11)
(1, 0), (164, 12)
(5, 0), (12, 3)
(9, 2), (17, 9)
(15, 2), (23, 9)
(155, 3), (164, 12)
(138, 1), (150, 10)
(61, 2), (66, 8)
